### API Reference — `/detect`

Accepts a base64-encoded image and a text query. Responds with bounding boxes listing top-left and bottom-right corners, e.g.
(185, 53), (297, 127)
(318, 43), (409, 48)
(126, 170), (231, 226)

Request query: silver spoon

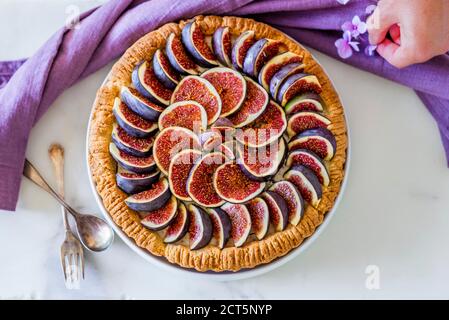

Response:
(23, 158), (114, 252)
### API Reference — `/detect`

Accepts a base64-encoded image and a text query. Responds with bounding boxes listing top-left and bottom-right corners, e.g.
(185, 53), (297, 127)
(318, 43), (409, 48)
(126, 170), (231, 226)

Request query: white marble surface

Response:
(1, 0), (449, 300)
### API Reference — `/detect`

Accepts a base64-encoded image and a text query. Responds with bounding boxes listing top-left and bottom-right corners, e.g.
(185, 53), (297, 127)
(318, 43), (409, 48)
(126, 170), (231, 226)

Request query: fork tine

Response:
(61, 252), (68, 282)
(80, 252), (85, 279)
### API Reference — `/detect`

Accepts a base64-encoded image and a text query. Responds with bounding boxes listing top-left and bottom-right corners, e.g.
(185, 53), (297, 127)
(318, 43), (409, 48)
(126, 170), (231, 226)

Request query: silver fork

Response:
(48, 144), (84, 289)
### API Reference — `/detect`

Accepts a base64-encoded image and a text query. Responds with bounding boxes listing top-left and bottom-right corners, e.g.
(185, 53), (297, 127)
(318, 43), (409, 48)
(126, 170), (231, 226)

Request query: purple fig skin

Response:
(284, 92), (324, 114)
(270, 181), (304, 226)
(242, 38), (268, 77)
(285, 165), (322, 206)
(208, 207), (231, 248)
(111, 126), (152, 157)
(286, 149), (330, 186)
(164, 203), (190, 244)
(125, 178), (171, 212)
(258, 52), (303, 90)
(152, 50), (179, 89)
(116, 170), (160, 194)
(120, 87), (162, 122)
(231, 30), (255, 70)
(276, 73), (321, 105)
(269, 63), (305, 100)
(112, 100), (157, 138)
(212, 27), (231, 66)
(141, 196), (178, 231)
(290, 128), (337, 160)
(262, 190), (289, 231)
(109, 143), (157, 174)
(181, 21), (218, 68)
(165, 33), (199, 75)
(132, 61), (171, 106)
(188, 205), (213, 250)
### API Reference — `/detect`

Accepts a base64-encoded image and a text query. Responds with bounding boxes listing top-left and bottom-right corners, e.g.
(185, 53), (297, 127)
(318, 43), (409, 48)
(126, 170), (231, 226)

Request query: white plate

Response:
(85, 48), (351, 282)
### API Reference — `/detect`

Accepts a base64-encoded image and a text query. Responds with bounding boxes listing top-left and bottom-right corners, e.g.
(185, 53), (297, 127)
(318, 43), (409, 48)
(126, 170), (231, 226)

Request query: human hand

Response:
(367, 0), (449, 68)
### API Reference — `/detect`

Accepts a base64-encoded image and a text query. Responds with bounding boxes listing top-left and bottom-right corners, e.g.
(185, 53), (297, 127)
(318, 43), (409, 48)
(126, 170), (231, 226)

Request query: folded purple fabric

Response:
(1, 0), (448, 211)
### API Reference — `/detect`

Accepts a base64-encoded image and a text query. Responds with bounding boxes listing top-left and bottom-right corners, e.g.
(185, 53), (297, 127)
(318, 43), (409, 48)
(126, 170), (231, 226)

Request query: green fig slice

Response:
(201, 67), (247, 117)
(213, 162), (265, 203)
(153, 126), (201, 175)
(277, 73), (322, 106)
(164, 203), (189, 243)
(187, 152), (228, 208)
(287, 111), (331, 137)
(284, 93), (324, 115)
(125, 177), (171, 212)
(158, 101), (207, 132)
(132, 61), (173, 106)
(165, 33), (199, 75)
(246, 197), (270, 240)
(286, 149), (330, 186)
(258, 52), (303, 91)
(171, 76), (222, 125)
(227, 77), (268, 128)
(168, 149), (202, 201)
(221, 203), (251, 247)
(112, 97), (158, 138)
(235, 101), (287, 148)
(141, 196), (178, 230)
(270, 181), (304, 226)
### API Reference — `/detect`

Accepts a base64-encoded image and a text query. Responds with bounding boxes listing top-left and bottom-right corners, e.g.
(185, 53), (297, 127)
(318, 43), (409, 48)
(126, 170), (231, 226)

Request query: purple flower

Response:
(337, 0), (350, 5)
(365, 44), (377, 57)
(335, 31), (360, 59)
(365, 4), (377, 15)
(342, 15), (367, 38)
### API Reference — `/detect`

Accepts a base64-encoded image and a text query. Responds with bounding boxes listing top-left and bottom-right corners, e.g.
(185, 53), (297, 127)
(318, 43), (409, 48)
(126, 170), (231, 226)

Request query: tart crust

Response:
(88, 15), (348, 272)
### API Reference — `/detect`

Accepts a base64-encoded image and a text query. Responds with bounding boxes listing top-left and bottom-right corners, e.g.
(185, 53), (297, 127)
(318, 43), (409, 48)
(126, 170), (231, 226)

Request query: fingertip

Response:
(376, 39), (409, 69)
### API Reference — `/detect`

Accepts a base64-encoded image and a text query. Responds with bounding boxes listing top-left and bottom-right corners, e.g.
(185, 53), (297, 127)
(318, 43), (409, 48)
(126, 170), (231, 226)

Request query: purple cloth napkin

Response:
(1, 0), (448, 211)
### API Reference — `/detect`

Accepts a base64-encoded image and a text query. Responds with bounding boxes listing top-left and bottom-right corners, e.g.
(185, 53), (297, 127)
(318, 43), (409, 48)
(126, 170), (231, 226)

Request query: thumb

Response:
(367, 6), (397, 45)
(376, 38), (411, 69)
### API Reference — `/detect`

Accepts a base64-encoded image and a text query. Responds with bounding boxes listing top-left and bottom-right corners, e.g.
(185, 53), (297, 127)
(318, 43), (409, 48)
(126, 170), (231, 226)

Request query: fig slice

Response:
(258, 52), (303, 91)
(211, 117), (235, 138)
(212, 27), (232, 67)
(231, 30), (256, 70)
(285, 93), (324, 115)
(284, 165), (322, 207)
(125, 177), (171, 212)
(221, 203), (251, 247)
(201, 67), (247, 117)
(200, 130), (222, 152)
(269, 63), (305, 100)
(207, 208), (231, 249)
(116, 167), (160, 194)
(227, 77), (269, 128)
(261, 190), (289, 232)
(165, 33), (199, 75)
(164, 202), (189, 243)
(112, 97), (158, 138)
(277, 73), (322, 106)
(243, 39), (288, 77)
(152, 49), (180, 89)
(181, 21), (218, 68)
(286, 149), (330, 186)
(120, 86), (164, 122)
(246, 197), (270, 240)
(213, 162), (266, 203)
(217, 141), (236, 160)
(236, 138), (286, 181)
(158, 101), (207, 132)
(288, 128), (337, 161)
(171, 76), (222, 125)
(286, 111), (331, 137)
(187, 152), (227, 207)
(109, 143), (156, 174)
(141, 196), (178, 231)
(111, 123), (154, 157)
(153, 126), (201, 175)
(187, 204), (213, 250)
(168, 149), (202, 201)
(235, 101), (287, 148)
(132, 61), (173, 106)
(269, 181), (304, 226)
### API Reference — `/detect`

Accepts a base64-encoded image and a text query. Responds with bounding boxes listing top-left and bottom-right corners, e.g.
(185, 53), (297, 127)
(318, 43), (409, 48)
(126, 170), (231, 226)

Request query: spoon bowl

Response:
(75, 214), (114, 252)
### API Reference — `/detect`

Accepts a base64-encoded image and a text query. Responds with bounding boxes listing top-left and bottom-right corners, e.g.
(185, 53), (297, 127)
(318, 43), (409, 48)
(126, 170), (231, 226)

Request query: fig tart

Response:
(88, 16), (348, 272)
